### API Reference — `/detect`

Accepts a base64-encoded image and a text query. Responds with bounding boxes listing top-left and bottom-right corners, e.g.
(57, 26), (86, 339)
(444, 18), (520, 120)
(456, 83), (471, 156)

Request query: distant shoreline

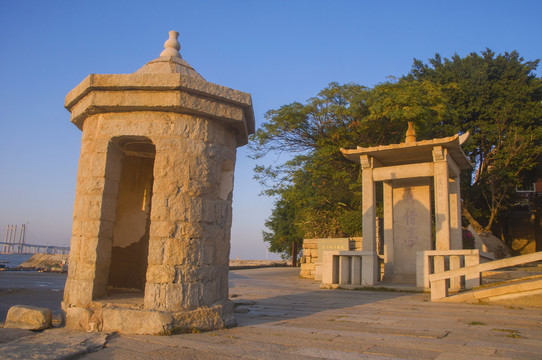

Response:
(0, 253), (291, 272)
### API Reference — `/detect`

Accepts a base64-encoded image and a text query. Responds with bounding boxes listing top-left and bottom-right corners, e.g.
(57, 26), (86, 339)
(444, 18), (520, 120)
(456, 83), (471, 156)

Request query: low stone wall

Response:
(300, 239), (318, 278)
(300, 237), (362, 279)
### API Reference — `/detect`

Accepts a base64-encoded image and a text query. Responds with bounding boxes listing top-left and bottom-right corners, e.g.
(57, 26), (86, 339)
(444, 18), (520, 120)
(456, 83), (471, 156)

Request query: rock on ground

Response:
(4, 305), (52, 330)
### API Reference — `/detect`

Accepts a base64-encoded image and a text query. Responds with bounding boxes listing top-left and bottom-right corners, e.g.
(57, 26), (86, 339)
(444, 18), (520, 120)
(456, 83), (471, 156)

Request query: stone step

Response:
(440, 275), (542, 305)
(482, 268), (542, 284)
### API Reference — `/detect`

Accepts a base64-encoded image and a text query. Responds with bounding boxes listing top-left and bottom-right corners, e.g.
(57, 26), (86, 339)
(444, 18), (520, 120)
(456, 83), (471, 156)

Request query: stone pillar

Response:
(351, 256), (361, 285)
(449, 255), (461, 290)
(464, 254), (481, 288)
(433, 146), (451, 250)
(383, 180), (394, 279)
(449, 176), (462, 249)
(339, 256), (351, 285)
(361, 155), (378, 285)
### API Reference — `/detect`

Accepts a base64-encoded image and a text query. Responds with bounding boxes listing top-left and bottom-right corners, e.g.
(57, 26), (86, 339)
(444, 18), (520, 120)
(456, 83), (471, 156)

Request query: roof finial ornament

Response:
(405, 121), (416, 143)
(160, 30), (181, 58)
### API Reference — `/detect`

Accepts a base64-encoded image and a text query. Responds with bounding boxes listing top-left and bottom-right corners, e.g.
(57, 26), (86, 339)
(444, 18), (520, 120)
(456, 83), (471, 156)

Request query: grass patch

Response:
(492, 328), (519, 334)
(506, 334), (521, 338)
(505, 306), (523, 310)
(467, 321), (486, 326)
(158, 326), (201, 336)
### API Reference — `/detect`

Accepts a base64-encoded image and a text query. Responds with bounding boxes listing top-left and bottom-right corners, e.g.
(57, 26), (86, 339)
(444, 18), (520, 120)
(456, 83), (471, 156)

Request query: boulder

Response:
(4, 305), (52, 330)
(477, 232), (513, 259)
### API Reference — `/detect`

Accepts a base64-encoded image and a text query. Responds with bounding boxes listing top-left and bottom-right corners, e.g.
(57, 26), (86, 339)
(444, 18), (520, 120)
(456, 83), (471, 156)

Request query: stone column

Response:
(361, 155), (378, 285)
(383, 180), (394, 279)
(339, 255), (351, 285)
(351, 255), (361, 285)
(64, 123), (118, 307)
(449, 176), (462, 249)
(433, 146), (451, 250)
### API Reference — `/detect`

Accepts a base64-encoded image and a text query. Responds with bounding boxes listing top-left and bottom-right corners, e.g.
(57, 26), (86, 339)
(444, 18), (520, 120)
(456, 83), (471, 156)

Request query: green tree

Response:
(251, 81), (449, 256)
(250, 83), (369, 256)
(262, 197), (303, 257)
(365, 79), (457, 141)
(406, 50), (542, 235)
(253, 49), (542, 257)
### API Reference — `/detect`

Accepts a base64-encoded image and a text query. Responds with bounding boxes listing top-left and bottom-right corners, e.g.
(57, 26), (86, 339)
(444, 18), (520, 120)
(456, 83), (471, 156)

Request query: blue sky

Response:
(1, 0), (540, 259)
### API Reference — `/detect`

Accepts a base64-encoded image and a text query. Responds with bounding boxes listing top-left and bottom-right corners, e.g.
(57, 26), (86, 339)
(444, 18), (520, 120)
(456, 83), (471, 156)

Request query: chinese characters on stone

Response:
(404, 187), (418, 247)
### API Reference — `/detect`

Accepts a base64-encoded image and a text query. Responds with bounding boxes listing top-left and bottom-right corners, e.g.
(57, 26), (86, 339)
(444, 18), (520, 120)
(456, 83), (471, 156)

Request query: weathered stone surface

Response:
(0, 328), (35, 344)
(63, 304), (93, 331)
(65, 70), (254, 146)
(101, 307), (174, 335)
(63, 31), (253, 334)
(0, 329), (108, 360)
(391, 178), (431, 282)
(3, 305), (52, 331)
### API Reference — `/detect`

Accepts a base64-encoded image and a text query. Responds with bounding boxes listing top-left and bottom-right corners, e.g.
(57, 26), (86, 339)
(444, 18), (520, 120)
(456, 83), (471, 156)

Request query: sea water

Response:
(0, 253), (34, 268)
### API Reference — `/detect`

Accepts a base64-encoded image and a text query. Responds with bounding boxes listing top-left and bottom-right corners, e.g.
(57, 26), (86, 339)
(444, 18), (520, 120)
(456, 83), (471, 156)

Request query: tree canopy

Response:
(250, 49), (542, 257)
(407, 49), (542, 233)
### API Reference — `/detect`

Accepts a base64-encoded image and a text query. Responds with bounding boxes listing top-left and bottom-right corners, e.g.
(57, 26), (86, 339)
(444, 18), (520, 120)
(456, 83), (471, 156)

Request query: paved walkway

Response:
(2, 267), (542, 359)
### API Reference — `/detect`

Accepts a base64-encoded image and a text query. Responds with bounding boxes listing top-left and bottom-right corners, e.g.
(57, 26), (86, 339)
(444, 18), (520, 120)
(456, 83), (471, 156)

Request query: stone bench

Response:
(322, 251), (377, 286)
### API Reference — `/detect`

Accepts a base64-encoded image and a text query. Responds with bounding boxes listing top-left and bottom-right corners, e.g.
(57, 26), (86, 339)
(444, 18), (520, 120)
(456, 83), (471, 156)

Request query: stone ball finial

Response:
(160, 31), (181, 58)
(405, 121), (416, 143)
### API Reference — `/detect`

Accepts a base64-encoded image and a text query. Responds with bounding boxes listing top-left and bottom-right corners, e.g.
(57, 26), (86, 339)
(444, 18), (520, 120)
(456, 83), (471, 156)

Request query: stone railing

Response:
(321, 251), (377, 286)
(428, 251), (542, 300)
(416, 250), (480, 290)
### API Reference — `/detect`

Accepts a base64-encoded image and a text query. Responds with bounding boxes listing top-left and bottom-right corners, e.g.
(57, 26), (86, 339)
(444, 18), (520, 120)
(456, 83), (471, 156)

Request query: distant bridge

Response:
(2, 224), (70, 255)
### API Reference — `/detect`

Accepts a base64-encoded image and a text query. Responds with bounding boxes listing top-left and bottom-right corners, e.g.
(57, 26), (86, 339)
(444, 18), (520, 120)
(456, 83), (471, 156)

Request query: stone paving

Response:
(2, 267), (542, 359)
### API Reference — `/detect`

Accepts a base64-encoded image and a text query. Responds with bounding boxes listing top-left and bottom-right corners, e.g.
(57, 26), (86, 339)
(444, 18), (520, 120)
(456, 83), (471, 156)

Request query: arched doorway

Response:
(99, 137), (155, 300)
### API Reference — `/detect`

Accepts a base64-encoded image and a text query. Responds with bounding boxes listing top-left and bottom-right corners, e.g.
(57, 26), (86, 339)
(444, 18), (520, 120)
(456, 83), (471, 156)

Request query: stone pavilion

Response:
(341, 123), (472, 285)
(62, 31), (254, 334)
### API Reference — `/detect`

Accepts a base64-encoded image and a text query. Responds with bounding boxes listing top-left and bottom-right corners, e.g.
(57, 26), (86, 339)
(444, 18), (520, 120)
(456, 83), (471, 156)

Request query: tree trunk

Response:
(462, 207), (484, 234)
(484, 209), (497, 233)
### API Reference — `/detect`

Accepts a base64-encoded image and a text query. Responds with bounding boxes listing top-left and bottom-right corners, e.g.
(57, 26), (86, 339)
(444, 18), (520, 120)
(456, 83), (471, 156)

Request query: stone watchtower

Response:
(62, 31), (254, 334)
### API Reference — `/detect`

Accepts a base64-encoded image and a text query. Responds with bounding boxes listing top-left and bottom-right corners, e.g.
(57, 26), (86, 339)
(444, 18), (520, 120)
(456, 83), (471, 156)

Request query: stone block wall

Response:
(63, 111), (240, 333)
(300, 237), (363, 279)
(299, 239), (318, 278)
(64, 112), (237, 309)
